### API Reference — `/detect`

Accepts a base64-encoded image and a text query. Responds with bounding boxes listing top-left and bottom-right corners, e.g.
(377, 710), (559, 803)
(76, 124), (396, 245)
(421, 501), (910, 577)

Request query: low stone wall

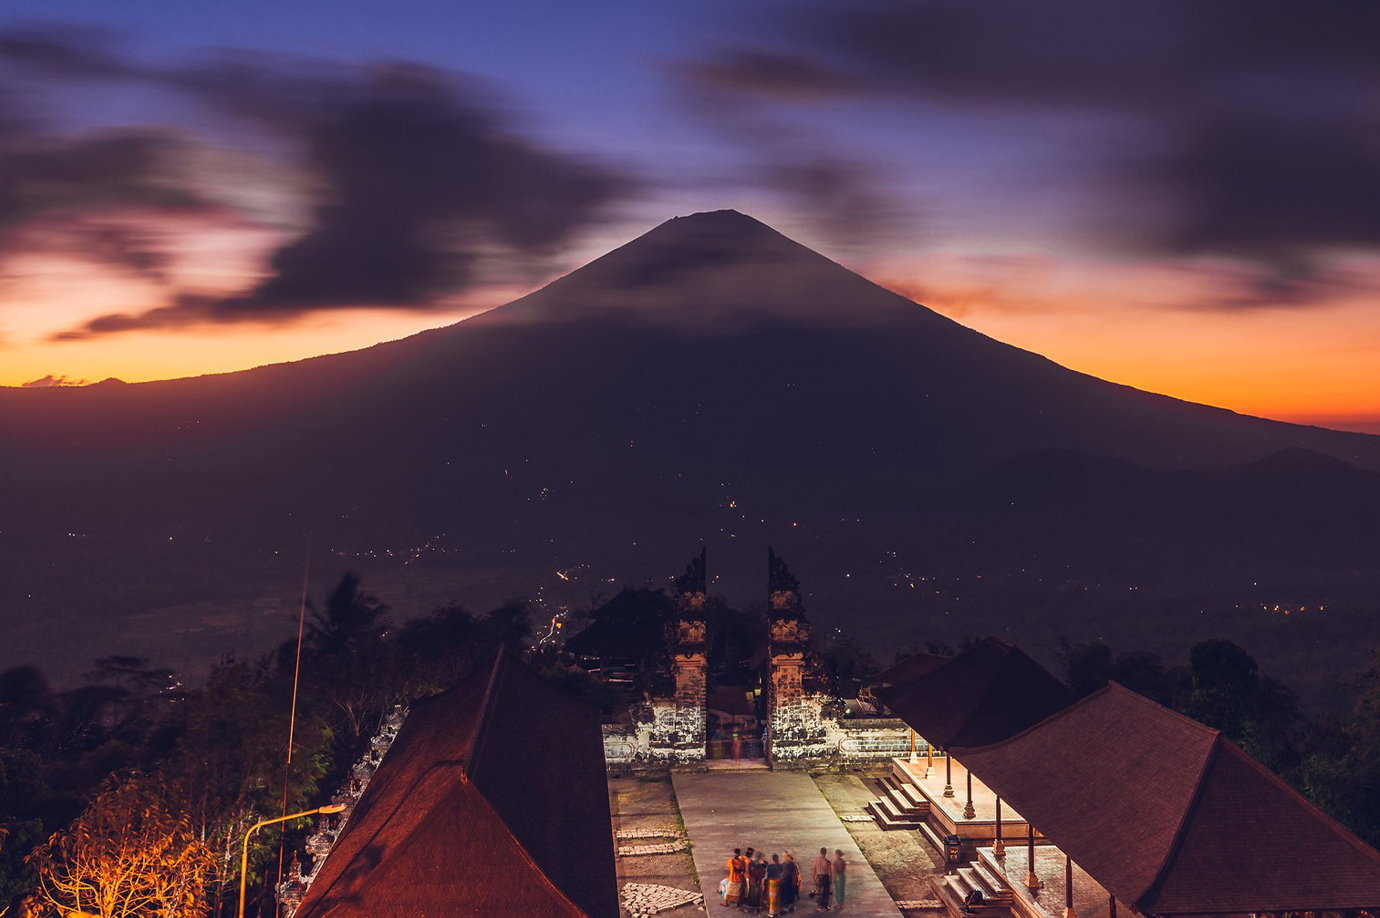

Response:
(604, 710), (916, 773)
(603, 723), (644, 771)
(830, 717), (920, 763)
(770, 715), (917, 771)
(768, 690), (833, 764)
(602, 699), (708, 772)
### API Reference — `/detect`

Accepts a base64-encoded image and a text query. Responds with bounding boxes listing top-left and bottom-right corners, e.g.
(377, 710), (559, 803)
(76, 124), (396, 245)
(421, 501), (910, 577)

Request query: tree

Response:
(27, 772), (214, 918)
(820, 631), (877, 698)
(308, 573), (389, 658)
(1300, 651), (1380, 847)
(1058, 639), (1178, 705)
(158, 657), (330, 917)
(1182, 638), (1300, 772)
(0, 666), (53, 750)
(304, 573), (395, 749)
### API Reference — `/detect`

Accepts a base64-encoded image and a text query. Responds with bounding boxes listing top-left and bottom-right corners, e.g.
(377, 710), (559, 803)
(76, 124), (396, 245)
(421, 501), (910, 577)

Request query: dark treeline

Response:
(0, 573), (537, 918)
(1056, 637), (1380, 848)
(7, 574), (1380, 915)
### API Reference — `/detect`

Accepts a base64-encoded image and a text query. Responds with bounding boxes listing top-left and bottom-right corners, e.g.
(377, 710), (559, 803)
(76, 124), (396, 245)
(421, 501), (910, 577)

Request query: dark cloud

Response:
(0, 33), (243, 280)
(789, 1), (1380, 114)
(0, 128), (219, 280)
(0, 24), (133, 80)
(1196, 263), (1379, 313)
(1149, 112), (1380, 263)
(679, 0), (1380, 305)
(20, 374), (87, 387)
(49, 295), (217, 340)
(215, 65), (629, 316)
(761, 156), (900, 248)
(0, 27), (634, 335)
(670, 49), (903, 249)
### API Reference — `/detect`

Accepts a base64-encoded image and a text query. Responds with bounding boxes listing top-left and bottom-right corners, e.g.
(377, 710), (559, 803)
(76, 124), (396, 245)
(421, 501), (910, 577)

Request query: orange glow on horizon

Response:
(868, 252), (1380, 436)
(6, 247), (1380, 437)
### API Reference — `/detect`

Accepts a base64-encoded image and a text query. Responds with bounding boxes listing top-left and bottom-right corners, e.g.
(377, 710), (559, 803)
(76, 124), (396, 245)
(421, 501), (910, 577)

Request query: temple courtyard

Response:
(610, 770), (951, 918)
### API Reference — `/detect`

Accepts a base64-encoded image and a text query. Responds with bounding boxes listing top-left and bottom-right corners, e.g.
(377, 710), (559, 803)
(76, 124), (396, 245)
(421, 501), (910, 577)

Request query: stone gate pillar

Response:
(659, 548), (708, 762)
(766, 548), (829, 764)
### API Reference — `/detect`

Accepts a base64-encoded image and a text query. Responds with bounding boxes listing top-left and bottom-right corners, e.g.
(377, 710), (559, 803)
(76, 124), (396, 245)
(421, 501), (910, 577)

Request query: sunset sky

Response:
(2, 0), (1379, 433)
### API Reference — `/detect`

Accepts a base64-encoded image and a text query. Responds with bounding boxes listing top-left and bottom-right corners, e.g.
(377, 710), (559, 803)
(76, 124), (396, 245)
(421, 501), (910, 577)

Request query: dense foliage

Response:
(0, 575), (533, 917)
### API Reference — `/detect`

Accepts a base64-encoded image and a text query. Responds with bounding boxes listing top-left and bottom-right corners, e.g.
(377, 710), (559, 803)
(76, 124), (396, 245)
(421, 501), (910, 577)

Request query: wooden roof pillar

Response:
(1025, 822), (1041, 889)
(1064, 854), (1077, 918)
(994, 797), (1005, 857)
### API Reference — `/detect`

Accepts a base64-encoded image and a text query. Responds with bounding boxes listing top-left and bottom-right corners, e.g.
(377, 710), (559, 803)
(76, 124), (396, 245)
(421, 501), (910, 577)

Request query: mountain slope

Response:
(2, 210), (1378, 686)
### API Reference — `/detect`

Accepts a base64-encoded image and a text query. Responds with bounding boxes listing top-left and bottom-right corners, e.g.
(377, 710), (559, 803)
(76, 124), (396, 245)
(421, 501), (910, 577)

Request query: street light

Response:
(239, 803), (347, 918)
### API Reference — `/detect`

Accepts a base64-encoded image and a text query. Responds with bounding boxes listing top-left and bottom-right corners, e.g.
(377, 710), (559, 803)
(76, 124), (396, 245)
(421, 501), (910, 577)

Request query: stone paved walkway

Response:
(673, 771), (904, 918)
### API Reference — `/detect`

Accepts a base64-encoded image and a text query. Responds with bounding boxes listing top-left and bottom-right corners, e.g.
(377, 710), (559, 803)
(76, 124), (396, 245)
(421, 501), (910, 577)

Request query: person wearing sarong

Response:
(746, 852), (768, 912)
(780, 852), (800, 913)
(831, 851), (847, 910)
(766, 854), (783, 917)
(740, 848), (757, 911)
(725, 848), (745, 907)
(812, 848), (832, 911)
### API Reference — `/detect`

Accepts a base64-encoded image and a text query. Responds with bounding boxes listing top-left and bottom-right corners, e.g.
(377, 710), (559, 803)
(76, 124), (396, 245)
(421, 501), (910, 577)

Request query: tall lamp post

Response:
(239, 803), (347, 918)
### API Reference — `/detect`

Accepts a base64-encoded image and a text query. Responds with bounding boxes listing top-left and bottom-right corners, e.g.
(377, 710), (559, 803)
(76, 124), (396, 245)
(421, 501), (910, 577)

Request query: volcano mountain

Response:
(4, 210), (1379, 695)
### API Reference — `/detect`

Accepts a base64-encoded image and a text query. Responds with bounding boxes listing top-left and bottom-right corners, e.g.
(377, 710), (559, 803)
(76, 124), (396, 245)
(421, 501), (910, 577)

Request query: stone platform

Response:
(674, 770), (904, 917)
(892, 758), (1034, 849)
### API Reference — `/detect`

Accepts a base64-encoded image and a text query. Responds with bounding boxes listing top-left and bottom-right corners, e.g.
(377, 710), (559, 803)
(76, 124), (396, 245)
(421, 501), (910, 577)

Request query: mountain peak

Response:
(629, 208), (807, 258)
(484, 208), (927, 330)
(659, 208), (769, 230)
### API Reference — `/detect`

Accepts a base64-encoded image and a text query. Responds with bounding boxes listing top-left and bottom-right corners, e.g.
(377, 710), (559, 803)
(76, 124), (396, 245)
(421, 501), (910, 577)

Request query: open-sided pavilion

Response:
(879, 640), (1380, 918)
(874, 639), (1073, 840)
(957, 682), (1380, 916)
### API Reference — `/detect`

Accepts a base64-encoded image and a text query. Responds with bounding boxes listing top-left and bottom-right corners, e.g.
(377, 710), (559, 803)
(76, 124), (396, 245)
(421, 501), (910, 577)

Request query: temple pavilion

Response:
(874, 638), (1380, 918)
(292, 650), (618, 918)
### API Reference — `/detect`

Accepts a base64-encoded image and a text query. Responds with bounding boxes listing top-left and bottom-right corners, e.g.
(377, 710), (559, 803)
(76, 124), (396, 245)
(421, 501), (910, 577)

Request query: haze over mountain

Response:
(4, 210), (1379, 696)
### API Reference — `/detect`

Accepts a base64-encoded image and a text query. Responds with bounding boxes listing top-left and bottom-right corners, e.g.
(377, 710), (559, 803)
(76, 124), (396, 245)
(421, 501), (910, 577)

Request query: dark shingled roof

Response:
(562, 618), (663, 660)
(294, 651), (619, 918)
(955, 682), (1380, 914)
(873, 638), (1073, 748)
(868, 651), (950, 687)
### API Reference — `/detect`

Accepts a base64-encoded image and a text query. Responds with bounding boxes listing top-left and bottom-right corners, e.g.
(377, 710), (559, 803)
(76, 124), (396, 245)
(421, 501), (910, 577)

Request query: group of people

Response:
(721, 846), (848, 915)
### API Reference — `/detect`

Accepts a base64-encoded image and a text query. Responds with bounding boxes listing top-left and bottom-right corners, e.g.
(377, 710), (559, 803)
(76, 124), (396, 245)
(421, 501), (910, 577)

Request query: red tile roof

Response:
(294, 651), (618, 918)
(874, 637), (1074, 748)
(955, 682), (1380, 913)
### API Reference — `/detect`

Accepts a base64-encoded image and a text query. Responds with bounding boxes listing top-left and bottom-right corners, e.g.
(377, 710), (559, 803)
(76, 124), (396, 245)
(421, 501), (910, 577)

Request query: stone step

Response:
(958, 866), (1013, 905)
(877, 794), (912, 821)
(887, 785), (930, 816)
(882, 793), (924, 822)
(970, 861), (1014, 904)
(888, 776), (930, 809)
(866, 799), (923, 830)
(934, 875), (1011, 918)
(918, 820), (946, 855)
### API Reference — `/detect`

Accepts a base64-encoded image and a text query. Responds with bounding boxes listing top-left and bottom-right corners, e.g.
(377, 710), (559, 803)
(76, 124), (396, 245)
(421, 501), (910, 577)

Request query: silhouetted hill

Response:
(2, 210), (1378, 693)
(958, 447), (1380, 581)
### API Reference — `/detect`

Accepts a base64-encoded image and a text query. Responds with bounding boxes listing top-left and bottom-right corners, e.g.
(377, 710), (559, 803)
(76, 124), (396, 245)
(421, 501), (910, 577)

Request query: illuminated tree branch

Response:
(26, 773), (214, 918)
